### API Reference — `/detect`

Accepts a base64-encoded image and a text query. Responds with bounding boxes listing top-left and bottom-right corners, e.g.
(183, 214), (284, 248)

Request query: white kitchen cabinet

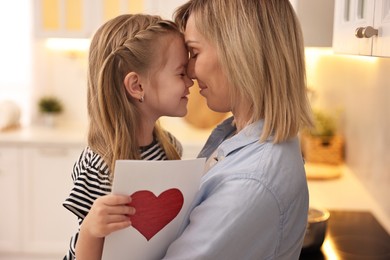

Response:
(0, 137), (84, 259)
(21, 145), (81, 256)
(0, 146), (22, 252)
(34, 0), (144, 38)
(373, 0), (390, 56)
(291, 0), (335, 47)
(34, 0), (91, 38)
(144, 0), (187, 19)
(333, 0), (390, 57)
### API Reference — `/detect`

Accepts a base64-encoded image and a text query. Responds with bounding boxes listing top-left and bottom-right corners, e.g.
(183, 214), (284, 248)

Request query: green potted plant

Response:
(301, 109), (344, 165)
(38, 96), (63, 127)
(308, 110), (336, 144)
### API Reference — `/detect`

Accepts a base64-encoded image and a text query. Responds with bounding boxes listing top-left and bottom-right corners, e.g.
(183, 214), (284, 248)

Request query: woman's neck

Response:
(232, 104), (252, 132)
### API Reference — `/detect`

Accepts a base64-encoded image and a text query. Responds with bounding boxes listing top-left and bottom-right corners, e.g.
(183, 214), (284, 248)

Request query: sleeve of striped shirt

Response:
(62, 147), (112, 259)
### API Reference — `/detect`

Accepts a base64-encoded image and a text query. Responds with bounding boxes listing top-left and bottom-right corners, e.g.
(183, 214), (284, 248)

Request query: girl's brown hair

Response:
(87, 14), (181, 177)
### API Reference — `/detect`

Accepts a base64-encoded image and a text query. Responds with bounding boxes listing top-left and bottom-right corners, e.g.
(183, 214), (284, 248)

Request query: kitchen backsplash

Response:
(306, 51), (390, 220)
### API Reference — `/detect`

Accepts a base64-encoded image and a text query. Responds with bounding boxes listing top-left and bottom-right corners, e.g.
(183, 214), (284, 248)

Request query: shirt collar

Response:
(216, 119), (267, 159)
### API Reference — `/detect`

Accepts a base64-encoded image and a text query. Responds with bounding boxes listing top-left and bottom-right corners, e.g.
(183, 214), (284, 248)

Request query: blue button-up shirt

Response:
(164, 117), (308, 260)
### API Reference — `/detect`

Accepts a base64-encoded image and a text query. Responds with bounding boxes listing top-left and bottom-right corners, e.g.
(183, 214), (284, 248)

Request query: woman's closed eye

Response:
(188, 48), (198, 59)
(190, 53), (198, 59)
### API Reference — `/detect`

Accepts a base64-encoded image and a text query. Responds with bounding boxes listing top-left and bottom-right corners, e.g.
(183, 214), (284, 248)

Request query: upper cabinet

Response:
(143, 0), (187, 19)
(291, 0), (335, 47)
(34, 0), (144, 38)
(333, 0), (390, 57)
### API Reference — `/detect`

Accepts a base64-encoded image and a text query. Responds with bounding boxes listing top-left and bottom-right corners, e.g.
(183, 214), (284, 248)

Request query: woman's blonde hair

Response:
(175, 0), (313, 143)
(88, 14), (181, 176)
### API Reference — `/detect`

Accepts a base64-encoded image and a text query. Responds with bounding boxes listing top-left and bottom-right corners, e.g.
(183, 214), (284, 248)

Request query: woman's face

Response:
(184, 14), (232, 113)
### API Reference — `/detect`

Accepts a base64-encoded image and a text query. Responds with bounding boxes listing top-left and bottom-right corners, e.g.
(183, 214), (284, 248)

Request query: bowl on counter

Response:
(301, 207), (330, 253)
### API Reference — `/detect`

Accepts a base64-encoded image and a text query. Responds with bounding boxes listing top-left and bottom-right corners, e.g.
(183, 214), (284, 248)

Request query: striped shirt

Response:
(63, 134), (182, 260)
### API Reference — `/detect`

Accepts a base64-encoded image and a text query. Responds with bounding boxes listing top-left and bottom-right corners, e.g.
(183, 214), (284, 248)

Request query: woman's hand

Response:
(82, 194), (135, 238)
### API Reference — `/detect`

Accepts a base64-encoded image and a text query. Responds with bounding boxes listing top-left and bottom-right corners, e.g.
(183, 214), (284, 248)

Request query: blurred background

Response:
(0, 0), (389, 259)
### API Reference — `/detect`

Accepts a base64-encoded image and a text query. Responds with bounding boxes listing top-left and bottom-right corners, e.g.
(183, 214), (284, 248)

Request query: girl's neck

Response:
(138, 120), (156, 147)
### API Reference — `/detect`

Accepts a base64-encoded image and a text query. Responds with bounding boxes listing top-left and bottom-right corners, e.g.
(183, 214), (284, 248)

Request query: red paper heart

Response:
(129, 189), (184, 241)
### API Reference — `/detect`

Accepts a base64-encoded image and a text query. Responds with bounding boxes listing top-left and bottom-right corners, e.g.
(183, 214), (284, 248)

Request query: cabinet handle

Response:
(355, 27), (365, 38)
(363, 26), (379, 38)
(355, 26), (378, 39)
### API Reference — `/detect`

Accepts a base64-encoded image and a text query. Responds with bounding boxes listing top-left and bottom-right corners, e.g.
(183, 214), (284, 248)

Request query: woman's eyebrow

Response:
(185, 39), (199, 45)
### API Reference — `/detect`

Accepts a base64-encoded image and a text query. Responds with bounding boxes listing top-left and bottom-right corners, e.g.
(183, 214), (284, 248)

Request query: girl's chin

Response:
(170, 108), (187, 118)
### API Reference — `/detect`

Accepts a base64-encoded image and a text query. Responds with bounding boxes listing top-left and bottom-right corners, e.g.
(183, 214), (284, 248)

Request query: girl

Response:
(63, 14), (193, 259)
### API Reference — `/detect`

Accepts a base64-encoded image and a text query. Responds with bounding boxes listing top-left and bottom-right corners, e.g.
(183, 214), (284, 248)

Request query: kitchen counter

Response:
(0, 124), (87, 146)
(307, 165), (390, 235)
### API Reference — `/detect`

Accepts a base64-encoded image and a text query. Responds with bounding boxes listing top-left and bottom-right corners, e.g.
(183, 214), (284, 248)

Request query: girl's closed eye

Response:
(178, 70), (187, 77)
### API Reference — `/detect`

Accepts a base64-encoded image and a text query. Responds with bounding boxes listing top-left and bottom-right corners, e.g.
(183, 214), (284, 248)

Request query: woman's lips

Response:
(198, 83), (207, 95)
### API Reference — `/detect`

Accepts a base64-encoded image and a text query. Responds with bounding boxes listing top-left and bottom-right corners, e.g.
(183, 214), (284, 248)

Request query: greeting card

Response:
(102, 158), (205, 260)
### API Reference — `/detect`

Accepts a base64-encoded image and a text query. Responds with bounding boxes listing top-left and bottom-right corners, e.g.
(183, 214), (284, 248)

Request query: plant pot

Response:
(42, 113), (57, 128)
(301, 134), (344, 165)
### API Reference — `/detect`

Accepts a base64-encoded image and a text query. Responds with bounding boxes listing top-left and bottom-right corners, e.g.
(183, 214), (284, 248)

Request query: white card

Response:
(102, 158), (205, 260)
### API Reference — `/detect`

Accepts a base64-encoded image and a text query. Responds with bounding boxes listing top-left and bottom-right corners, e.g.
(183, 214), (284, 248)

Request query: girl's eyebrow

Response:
(174, 64), (186, 71)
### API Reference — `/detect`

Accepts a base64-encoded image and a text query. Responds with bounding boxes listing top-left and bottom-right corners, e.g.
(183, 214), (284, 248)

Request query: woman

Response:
(163, 0), (313, 259)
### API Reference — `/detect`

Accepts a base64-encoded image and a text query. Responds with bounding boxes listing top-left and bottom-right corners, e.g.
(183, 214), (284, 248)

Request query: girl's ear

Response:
(124, 72), (144, 100)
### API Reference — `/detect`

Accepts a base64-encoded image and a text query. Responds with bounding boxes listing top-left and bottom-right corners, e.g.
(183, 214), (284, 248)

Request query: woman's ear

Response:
(124, 72), (144, 101)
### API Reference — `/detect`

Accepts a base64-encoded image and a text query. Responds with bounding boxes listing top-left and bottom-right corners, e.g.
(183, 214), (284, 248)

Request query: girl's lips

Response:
(198, 84), (207, 90)
(182, 91), (190, 98)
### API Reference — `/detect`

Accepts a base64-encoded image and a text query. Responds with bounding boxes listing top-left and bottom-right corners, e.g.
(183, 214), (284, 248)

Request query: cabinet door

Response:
(333, 0), (375, 55)
(0, 146), (21, 252)
(34, 0), (145, 38)
(21, 145), (82, 256)
(373, 0), (390, 56)
(293, 0), (335, 47)
(144, 0), (188, 19)
(101, 0), (144, 21)
(34, 0), (93, 38)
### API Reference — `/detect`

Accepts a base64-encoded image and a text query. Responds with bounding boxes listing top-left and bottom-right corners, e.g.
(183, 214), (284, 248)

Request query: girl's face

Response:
(142, 34), (193, 120)
(184, 14), (232, 113)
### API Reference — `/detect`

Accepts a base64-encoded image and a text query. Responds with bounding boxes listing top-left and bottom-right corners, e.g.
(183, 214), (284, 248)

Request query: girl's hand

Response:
(82, 194), (135, 238)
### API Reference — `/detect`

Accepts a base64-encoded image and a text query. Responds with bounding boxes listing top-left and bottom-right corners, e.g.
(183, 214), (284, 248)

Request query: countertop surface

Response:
(0, 124), (87, 145)
(307, 165), (390, 235)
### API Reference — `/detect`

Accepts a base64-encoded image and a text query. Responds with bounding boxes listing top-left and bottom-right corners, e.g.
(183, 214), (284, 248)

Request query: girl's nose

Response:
(185, 75), (194, 88)
(186, 59), (196, 79)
